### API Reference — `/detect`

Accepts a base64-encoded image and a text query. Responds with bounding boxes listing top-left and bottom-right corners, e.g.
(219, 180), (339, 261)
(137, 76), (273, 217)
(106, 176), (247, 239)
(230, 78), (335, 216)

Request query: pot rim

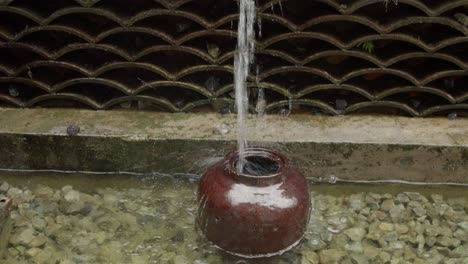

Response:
(224, 147), (289, 180)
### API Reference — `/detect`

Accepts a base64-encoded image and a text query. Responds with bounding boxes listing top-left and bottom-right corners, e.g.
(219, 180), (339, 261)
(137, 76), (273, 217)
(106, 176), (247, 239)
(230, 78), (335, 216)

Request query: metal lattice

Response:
(0, 0), (467, 116)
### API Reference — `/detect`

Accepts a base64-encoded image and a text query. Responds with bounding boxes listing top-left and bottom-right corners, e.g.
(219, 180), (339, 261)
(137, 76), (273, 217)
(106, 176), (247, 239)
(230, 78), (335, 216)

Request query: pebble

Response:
(404, 192), (428, 202)
(319, 249), (346, 263)
(381, 199), (395, 211)
(430, 194), (444, 204)
(30, 234), (48, 247)
(302, 251), (319, 264)
(66, 125), (80, 136)
(457, 221), (468, 232)
(32, 216), (47, 231)
(173, 255), (189, 264)
(344, 227), (366, 241)
(351, 253), (369, 264)
(34, 185), (54, 199)
(0, 182), (10, 193)
(64, 190), (80, 202)
(379, 222), (394, 232)
(349, 194), (365, 211)
(395, 193), (410, 204)
(10, 228), (35, 247)
(25, 247), (41, 258)
(394, 224), (409, 234)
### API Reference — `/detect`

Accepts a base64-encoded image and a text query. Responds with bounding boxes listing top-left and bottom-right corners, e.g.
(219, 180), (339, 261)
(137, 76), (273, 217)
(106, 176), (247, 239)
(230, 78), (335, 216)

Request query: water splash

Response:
(235, 0), (256, 173)
(255, 88), (266, 116)
(257, 16), (262, 38)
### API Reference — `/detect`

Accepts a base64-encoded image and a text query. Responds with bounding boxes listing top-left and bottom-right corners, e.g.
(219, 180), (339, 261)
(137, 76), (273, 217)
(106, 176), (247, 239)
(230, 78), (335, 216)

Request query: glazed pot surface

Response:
(197, 147), (310, 258)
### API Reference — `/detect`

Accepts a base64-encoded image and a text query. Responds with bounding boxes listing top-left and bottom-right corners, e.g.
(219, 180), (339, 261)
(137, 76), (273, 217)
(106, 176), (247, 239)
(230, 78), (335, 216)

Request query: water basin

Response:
(0, 171), (467, 264)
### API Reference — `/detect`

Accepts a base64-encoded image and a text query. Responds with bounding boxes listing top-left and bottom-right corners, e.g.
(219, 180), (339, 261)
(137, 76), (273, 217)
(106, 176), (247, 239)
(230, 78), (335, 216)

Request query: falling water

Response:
(235, 0), (256, 173)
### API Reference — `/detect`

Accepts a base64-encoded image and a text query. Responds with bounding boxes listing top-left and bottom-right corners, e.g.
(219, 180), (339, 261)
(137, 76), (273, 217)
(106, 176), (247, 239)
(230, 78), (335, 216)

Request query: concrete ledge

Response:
(0, 108), (467, 183)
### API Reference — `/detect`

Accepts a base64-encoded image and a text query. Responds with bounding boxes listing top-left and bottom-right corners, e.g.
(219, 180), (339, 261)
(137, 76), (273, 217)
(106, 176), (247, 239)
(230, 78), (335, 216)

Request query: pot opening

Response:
(237, 156), (280, 176)
(226, 148), (287, 178)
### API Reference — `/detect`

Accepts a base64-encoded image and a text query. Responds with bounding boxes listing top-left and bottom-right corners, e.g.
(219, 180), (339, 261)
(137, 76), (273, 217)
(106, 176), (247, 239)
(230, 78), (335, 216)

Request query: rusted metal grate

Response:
(0, 0), (467, 116)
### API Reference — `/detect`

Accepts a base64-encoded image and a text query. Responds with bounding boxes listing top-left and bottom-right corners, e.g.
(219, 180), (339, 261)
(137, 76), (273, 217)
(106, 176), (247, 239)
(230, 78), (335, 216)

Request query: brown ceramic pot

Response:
(197, 147), (310, 258)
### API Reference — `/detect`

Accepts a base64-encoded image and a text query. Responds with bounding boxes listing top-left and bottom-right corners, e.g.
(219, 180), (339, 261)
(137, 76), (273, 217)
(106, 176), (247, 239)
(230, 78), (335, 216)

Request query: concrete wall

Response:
(0, 108), (467, 183)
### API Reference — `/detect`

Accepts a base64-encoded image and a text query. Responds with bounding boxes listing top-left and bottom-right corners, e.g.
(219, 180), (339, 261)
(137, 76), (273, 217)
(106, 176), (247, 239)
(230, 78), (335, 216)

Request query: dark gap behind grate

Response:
(0, 0), (466, 117)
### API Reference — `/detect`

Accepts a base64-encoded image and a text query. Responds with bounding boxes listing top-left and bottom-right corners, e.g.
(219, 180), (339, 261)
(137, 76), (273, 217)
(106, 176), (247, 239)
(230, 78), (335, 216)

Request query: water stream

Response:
(234, 0), (256, 173)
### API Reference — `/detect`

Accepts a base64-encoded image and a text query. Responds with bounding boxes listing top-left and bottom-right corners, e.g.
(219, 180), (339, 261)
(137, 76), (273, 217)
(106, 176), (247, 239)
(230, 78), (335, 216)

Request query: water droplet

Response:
(448, 112), (457, 120)
(327, 227), (340, 234)
(335, 99), (348, 111)
(278, 0), (284, 16)
(206, 43), (221, 58)
(213, 124), (229, 135)
(310, 238), (320, 245)
(255, 88), (266, 116)
(279, 108), (290, 116)
(176, 23), (191, 33)
(410, 99), (421, 109)
(454, 13), (468, 26)
(8, 86), (19, 97)
(444, 78), (455, 89)
(204, 76), (220, 93)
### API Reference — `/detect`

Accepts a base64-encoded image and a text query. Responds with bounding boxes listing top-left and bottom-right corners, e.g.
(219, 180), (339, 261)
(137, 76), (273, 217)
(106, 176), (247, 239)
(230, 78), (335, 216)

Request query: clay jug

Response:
(197, 147), (310, 258)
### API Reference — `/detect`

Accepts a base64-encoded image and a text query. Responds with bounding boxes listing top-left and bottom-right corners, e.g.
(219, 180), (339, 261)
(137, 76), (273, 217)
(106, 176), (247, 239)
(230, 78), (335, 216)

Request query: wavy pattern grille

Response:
(0, 0), (467, 116)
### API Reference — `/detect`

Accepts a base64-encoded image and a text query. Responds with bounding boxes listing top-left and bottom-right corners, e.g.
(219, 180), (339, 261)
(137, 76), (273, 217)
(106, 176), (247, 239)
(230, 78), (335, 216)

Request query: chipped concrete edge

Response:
(0, 108), (467, 183)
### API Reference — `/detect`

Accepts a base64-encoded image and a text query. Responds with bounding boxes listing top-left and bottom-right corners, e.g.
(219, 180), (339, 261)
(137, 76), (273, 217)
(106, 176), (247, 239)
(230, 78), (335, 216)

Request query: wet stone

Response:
(66, 125), (80, 136)
(381, 199), (395, 211)
(389, 204), (405, 221)
(302, 251), (319, 264)
(64, 190), (80, 202)
(395, 193), (410, 204)
(350, 253), (369, 264)
(173, 255), (189, 264)
(171, 229), (185, 242)
(32, 216), (47, 231)
(367, 202), (379, 210)
(447, 198), (466, 211)
(10, 228), (35, 247)
(457, 221), (468, 232)
(7, 187), (24, 201)
(349, 193), (365, 212)
(34, 185), (54, 199)
(431, 194), (444, 204)
(426, 236), (437, 247)
(408, 201), (426, 217)
(344, 227), (366, 241)
(379, 222), (394, 232)
(362, 243), (380, 259)
(453, 229), (467, 241)
(345, 241), (363, 253)
(0, 182), (9, 193)
(404, 192), (428, 202)
(319, 249), (346, 264)
(30, 234), (48, 248)
(394, 224), (409, 234)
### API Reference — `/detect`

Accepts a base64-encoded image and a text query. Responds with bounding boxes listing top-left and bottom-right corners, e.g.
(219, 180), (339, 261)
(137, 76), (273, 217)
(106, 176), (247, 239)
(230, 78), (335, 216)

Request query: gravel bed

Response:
(0, 177), (466, 264)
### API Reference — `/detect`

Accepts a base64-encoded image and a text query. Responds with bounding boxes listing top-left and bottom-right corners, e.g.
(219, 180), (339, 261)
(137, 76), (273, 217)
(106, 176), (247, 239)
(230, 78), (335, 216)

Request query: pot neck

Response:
(224, 147), (289, 187)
